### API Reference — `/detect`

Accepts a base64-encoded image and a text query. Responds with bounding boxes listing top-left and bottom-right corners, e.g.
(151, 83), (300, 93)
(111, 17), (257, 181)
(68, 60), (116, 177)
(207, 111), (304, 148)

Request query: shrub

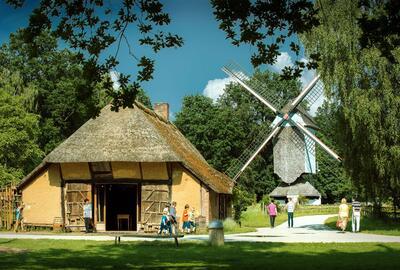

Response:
(223, 218), (238, 232)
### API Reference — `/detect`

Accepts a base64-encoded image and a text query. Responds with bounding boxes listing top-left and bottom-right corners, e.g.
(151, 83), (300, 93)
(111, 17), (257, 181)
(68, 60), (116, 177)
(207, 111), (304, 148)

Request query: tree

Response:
(211, 0), (320, 79)
(0, 30), (104, 152)
(303, 101), (353, 203)
(6, 0), (183, 111)
(211, 0), (400, 79)
(302, 0), (400, 208)
(0, 88), (43, 187)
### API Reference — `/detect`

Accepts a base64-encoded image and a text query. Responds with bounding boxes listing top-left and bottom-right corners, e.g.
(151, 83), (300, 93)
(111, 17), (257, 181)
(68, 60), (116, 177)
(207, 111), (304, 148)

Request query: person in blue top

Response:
(158, 209), (171, 235)
(14, 203), (24, 232)
(83, 198), (92, 233)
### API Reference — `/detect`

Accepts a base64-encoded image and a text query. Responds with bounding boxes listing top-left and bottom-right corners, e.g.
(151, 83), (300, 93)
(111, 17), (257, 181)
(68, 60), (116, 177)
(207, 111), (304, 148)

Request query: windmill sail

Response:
(222, 62), (290, 112)
(225, 123), (281, 181)
(301, 78), (325, 108)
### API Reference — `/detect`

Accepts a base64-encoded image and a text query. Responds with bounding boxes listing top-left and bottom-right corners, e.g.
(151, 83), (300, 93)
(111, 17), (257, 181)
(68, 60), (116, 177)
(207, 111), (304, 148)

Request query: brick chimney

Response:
(153, 103), (169, 120)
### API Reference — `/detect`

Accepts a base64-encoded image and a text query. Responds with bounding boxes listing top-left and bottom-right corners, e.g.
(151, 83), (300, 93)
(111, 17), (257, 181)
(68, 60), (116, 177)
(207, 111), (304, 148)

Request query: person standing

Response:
(83, 198), (92, 233)
(284, 198), (295, 228)
(338, 198), (349, 232)
(266, 200), (278, 228)
(351, 198), (362, 232)
(182, 204), (190, 233)
(14, 204), (24, 232)
(188, 207), (196, 232)
(158, 209), (171, 235)
(169, 201), (177, 234)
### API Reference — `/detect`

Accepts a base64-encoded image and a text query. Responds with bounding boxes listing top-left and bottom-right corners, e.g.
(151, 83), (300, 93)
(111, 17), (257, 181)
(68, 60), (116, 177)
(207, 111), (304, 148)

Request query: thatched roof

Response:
(269, 181), (321, 197)
(20, 102), (233, 194)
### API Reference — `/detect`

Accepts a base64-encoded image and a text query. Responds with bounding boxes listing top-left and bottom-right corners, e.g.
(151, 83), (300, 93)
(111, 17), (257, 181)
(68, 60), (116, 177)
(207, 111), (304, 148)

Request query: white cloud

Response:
(272, 52), (317, 89)
(272, 52), (293, 71)
(299, 57), (317, 87)
(271, 52), (323, 116)
(110, 70), (120, 90)
(203, 77), (235, 101)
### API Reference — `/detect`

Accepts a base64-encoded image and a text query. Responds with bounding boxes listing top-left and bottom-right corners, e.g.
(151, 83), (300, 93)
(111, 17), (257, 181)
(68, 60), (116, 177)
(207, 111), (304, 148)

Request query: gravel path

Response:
(1, 215), (400, 243)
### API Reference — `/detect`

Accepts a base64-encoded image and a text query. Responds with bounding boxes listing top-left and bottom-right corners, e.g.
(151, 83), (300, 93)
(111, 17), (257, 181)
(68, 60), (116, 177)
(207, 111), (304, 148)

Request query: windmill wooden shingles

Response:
(18, 102), (233, 232)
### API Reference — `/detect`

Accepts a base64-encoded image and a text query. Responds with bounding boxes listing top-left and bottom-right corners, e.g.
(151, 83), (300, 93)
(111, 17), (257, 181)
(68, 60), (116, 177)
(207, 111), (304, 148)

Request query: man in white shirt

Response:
(285, 197), (296, 228)
(83, 198), (92, 233)
(352, 198), (362, 232)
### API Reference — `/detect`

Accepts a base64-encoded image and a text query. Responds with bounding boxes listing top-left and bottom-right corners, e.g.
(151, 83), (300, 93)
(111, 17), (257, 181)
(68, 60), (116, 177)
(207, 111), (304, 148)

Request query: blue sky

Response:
(0, 0), (316, 119)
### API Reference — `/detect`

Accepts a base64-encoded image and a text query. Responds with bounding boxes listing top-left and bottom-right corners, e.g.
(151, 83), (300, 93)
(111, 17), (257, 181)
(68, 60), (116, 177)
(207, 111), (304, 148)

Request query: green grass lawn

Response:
(325, 216), (400, 236)
(1, 239), (400, 269)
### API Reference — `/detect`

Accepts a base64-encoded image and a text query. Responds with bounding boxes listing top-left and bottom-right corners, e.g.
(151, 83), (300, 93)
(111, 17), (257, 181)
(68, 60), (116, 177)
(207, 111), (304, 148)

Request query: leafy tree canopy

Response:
(0, 85), (43, 187)
(6, 0), (183, 111)
(302, 0), (400, 207)
(0, 30), (105, 152)
(211, 0), (399, 79)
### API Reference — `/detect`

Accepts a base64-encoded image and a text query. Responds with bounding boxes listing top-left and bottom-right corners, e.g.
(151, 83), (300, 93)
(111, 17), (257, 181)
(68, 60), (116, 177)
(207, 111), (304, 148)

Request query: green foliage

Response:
(7, 0), (183, 111)
(302, 0), (400, 207)
(211, 0), (319, 79)
(232, 186), (255, 222)
(303, 101), (354, 203)
(0, 89), (43, 186)
(136, 89), (152, 108)
(0, 31), (104, 153)
(297, 195), (308, 205)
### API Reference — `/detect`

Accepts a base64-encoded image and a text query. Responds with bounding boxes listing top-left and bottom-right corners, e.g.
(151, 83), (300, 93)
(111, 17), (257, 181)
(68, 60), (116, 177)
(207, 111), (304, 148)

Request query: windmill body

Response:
(272, 111), (317, 184)
(222, 62), (341, 204)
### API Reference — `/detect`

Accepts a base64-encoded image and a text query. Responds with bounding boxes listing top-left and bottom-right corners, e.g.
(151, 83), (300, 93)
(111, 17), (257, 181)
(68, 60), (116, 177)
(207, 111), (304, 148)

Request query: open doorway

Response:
(105, 184), (138, 231)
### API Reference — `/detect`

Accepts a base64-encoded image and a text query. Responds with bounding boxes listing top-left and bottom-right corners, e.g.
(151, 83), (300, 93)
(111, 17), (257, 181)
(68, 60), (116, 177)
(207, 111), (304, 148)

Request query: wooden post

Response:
(208, 220), (224, 246)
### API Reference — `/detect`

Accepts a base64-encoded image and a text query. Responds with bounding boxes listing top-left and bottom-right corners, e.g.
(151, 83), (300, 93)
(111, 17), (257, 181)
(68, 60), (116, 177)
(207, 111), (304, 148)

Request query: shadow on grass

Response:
(1, 240), (400, 269)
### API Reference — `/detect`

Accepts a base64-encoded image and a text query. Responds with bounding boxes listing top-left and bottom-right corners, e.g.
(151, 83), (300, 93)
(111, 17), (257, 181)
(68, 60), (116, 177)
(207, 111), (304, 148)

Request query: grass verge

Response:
(325, 216), (400, 236)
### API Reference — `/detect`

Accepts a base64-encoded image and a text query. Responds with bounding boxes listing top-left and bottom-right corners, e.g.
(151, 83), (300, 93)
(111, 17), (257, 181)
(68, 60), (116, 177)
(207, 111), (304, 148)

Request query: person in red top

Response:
(266, 199), (278, 228)
(182, 204), (190, 233)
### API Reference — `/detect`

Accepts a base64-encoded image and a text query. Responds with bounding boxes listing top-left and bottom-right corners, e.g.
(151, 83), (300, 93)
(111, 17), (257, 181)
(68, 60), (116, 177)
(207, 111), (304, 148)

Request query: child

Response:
(158, 210), (171, 235)
(14, 204), (24, 233)
(182, 204), (190, 233)
(189, 207), (196, 232)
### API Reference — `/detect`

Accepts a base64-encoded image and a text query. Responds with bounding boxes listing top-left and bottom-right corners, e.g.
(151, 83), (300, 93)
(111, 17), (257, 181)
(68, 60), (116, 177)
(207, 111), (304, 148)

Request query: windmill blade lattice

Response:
(301, 79), (324, 109)
(289, 126), (315, 153)
(225, 123), (275, 180)
(223, 62), (289, 111)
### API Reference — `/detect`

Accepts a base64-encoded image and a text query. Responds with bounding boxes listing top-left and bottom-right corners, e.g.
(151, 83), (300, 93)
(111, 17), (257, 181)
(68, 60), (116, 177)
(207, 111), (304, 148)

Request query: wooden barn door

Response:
(140, 184), (169, 231)
(65, 183), (92, 227)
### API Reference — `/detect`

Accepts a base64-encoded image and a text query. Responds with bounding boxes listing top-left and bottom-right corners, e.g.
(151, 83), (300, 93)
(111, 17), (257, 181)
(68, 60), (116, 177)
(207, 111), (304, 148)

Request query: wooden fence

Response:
(0, 186), (20, 230)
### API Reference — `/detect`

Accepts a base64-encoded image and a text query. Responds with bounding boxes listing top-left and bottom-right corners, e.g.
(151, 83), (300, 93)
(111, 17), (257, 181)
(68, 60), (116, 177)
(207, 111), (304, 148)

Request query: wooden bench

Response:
(113, 233), (184, 247)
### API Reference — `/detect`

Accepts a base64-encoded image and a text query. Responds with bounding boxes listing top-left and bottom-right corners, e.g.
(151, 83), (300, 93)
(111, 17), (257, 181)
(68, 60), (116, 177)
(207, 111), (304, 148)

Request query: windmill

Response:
(222, 62), (341, 201)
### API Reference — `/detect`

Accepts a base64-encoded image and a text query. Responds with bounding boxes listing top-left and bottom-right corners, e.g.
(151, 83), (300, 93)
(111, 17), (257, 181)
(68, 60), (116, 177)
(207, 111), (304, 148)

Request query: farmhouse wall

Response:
(60, 163), (91, 180)
(22, 164), (61, 225)
(171, 164), (202, 222)
(111, 162), (141, 179)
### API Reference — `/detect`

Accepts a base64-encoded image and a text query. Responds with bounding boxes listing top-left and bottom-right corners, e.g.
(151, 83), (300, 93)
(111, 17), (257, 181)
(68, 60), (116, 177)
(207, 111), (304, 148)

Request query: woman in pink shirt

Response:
(267, 200), (278, 228)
